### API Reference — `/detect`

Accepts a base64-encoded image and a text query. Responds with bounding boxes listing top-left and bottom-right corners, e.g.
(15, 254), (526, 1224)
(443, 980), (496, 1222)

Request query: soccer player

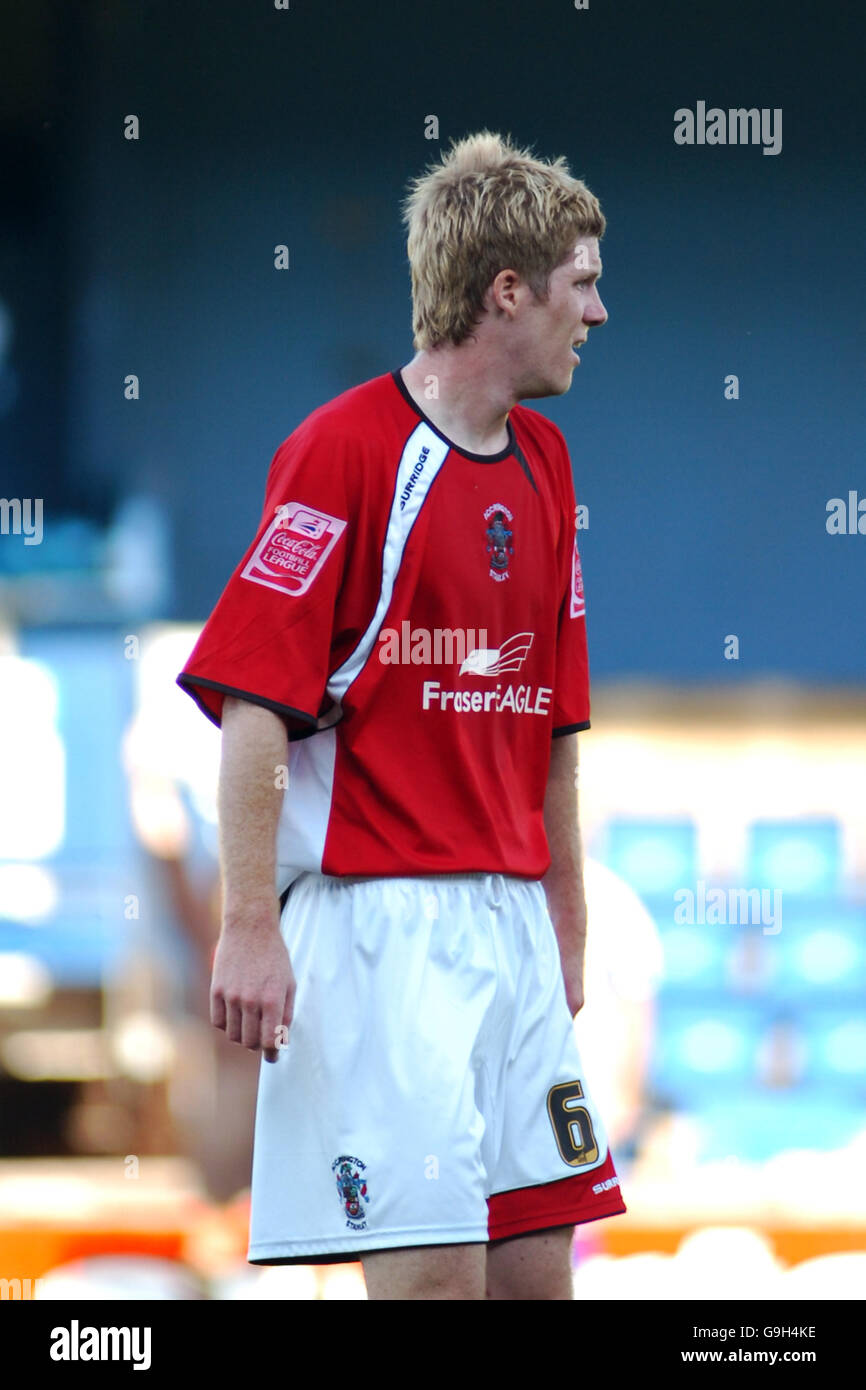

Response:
(177, 130), (624, 1300)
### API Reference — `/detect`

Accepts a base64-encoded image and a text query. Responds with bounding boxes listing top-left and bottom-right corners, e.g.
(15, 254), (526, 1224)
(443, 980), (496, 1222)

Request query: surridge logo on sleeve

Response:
(242, 501), (347, 596)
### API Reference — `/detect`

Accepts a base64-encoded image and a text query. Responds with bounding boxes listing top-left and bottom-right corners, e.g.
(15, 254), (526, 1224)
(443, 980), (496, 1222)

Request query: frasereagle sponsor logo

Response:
(332, 1155), (370, 1231)
(422, 681), (551, 716)
(459, 631), (534, 676)
(423, 631), (546, 715)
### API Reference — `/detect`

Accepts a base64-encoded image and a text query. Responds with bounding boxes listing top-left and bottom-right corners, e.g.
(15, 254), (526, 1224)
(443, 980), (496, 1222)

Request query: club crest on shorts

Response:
(332, 1155), (370, 1230)
(484, 502), (514, 582)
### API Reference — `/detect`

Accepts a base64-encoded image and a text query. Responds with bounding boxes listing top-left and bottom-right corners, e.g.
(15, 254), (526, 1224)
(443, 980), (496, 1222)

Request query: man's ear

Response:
(488, 268), (522, 318)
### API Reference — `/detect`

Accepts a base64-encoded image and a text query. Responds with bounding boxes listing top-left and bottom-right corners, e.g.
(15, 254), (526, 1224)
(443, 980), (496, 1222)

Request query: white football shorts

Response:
(247, 871), (626, 1264)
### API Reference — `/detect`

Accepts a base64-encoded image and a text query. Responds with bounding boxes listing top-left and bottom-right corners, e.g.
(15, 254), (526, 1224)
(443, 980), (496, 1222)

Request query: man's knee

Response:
(485, 1225), (575, 1300)
(362, 1242), (487, 1301)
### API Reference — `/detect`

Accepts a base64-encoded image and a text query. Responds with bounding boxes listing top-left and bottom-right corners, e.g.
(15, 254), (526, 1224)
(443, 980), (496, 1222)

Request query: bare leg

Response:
(485, 1225), (575, 1300)
(362, 1243), (487, 1301)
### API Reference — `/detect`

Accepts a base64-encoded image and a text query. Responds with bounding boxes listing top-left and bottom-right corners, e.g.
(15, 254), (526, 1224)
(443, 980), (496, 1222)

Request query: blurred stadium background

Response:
(1, 1), (864, 1299)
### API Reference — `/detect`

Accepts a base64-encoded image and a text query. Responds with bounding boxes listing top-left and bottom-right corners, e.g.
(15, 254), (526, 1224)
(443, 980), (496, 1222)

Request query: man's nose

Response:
(585, 289), (608, 327)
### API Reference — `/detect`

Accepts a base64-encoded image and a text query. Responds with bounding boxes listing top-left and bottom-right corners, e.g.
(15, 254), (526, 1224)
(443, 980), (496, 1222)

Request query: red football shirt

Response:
(177, 369), (590, 891)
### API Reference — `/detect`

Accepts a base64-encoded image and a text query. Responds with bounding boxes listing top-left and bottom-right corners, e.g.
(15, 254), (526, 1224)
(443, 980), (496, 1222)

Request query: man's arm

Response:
(210, 695), (295, 1061)
(541, 731), (587, 1016)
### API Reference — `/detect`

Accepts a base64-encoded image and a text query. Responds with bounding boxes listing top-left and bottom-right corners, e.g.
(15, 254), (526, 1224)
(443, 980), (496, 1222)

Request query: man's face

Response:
(510, 237), (607, 399)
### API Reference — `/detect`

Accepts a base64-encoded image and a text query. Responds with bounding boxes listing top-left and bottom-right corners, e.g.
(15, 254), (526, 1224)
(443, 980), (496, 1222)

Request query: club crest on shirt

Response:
(483, 502), (514, 582)
(241, 501), (347, 597)
(332, 1155), (370, 1230)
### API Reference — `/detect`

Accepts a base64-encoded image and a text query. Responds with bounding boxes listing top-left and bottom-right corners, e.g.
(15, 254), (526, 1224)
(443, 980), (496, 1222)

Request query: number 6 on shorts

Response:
(547, 1080), (600, 1166)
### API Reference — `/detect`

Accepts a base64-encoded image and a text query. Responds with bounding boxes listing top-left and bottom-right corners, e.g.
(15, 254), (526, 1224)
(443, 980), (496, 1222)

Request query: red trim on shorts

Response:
(487, 1151), (626, 1242)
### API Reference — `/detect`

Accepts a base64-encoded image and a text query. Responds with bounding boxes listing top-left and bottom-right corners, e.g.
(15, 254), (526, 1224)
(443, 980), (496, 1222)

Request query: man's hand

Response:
(558, 945), (585, 1017)
(213, 697), (293, 1061)
(542, 731), (588, 1019)
(210, 902), (296, 1062)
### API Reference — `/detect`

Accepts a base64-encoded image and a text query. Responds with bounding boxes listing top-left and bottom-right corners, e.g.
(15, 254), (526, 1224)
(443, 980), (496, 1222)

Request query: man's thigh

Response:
(485, 1225), (575, 1301)
(360, 1226), (575, 1300)
(362, 1242), (487, 1301)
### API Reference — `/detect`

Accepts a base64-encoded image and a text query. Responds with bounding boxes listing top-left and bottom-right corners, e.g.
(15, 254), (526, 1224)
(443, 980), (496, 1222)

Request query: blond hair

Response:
(402, 130), (605, 350)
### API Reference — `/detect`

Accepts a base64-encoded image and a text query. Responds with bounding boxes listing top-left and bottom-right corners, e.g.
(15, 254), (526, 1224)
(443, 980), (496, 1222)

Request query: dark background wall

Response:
(2, 0), (864, 679)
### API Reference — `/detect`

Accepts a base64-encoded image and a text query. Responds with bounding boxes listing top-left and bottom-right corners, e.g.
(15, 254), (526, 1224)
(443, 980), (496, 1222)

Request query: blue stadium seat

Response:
(798, 1008), (866, 1092)
(759, 899), (866, 1000)
(601, 817), (697, 898)
(657, 924), (729, 993)
(746, 818), (842, 896)
(652, 1000), (766, 1103)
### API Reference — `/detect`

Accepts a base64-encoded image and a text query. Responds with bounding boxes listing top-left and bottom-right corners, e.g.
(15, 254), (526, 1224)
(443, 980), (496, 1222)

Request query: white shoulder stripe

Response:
(327, 422), (449, 704)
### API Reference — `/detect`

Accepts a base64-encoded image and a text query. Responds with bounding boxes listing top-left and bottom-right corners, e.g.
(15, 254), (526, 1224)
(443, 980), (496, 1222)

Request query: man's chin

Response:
(517, 371), (574, 402)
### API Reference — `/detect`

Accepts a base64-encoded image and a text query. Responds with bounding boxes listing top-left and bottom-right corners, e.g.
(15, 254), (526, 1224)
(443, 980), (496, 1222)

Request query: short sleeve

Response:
(551, 451), (591, 736)
(177, 425), (353, 734)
